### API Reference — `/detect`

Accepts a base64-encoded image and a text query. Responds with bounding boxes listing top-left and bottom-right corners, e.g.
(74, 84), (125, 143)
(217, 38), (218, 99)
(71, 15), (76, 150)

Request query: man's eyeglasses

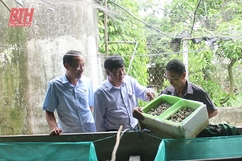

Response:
(165, 74), (181, 81)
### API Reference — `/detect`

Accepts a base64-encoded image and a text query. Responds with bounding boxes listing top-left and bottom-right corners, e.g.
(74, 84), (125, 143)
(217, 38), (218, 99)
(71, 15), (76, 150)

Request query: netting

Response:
(0, 142), (97, 161)
(155, 135), (242, 161)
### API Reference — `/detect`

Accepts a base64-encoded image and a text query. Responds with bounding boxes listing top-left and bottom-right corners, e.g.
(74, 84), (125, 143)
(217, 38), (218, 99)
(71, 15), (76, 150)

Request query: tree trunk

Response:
(228, 59), (236, 94)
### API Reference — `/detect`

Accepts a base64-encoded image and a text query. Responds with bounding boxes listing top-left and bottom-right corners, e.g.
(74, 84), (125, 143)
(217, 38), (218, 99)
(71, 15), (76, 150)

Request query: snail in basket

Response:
(147, 103), (171, 116)
(168, 107), (194, 122)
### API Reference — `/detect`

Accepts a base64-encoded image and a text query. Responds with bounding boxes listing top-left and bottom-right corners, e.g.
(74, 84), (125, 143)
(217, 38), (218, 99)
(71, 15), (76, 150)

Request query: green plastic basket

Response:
(160, 99), (206, 122)
(140, 97), (209, 138)
(142, 94), (181, 117)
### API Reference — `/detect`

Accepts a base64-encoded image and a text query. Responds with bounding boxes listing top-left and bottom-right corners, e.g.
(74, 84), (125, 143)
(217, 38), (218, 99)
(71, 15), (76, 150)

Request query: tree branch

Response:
(109, 0), (173, 38)
(190, 0), (202, 36)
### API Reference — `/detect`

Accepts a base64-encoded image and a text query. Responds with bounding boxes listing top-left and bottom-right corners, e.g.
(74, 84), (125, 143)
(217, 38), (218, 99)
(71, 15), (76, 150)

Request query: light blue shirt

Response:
(43, 74), (96, 133)
(94, 75), (148, 132)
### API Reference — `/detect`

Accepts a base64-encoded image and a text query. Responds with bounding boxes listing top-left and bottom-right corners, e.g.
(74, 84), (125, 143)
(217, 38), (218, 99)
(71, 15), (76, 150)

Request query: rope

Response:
(92, 126), (162, 144)
(0, 0), (11, 12)
(90, 126), (162, 161)
(110, 125), (123, 161)
(92, 134), (117, 143)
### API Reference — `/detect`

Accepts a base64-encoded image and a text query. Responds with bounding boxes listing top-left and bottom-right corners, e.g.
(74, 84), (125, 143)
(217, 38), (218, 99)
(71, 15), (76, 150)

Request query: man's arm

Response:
(87, 78), (94, 111)
(94, 90), (106, 132)
(90, 106), (94, 113)
(208, 109), (218, 119)
(45, 110), (62, 135)
(129, 76), (155, 102)
(198, 90), (218, 119)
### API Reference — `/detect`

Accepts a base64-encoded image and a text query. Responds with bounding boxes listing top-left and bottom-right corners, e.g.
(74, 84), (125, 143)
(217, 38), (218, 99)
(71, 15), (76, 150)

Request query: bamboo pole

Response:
(183, 39), (189, 80)
(0, 0), (11, 12)
(104, 0), (108, 57)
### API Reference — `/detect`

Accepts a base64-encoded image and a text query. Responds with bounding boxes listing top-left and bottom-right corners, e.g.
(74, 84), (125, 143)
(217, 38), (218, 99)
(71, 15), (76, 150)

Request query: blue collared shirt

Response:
(94, 75), (148, 132)
(43, 74), (96, 133)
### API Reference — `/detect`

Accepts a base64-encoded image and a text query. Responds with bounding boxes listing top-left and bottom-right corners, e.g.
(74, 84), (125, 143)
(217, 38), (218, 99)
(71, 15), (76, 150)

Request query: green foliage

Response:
(185, 42), (228, 106)
(217, 39), (242, 60)
(98, 0), (242, 107)
(141, 0), (242, 107)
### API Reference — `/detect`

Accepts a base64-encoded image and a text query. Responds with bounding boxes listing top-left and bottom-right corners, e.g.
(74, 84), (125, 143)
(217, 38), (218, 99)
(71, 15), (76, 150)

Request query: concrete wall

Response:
(0, 0), (103, 134)
(210, 107), (242, 126)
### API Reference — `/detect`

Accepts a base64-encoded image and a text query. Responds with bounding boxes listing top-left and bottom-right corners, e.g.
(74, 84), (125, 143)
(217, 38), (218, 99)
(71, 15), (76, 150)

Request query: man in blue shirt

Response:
(43, 50), (96, 135)
(94, 56), (155, 132)
(160, 59), (218, 119)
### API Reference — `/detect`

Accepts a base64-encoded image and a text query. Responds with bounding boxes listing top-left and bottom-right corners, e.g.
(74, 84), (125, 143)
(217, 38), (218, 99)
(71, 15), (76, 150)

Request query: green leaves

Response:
(98, 0), (242, 107)
(98, 0), (149, 89)
(142, 0), (242, 106)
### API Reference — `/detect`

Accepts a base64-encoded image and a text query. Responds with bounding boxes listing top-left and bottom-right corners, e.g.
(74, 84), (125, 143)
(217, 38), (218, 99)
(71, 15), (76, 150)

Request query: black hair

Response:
(166, 59), (186, 75)
(104, 56), (124, 71)
(63, 50), (82, 65)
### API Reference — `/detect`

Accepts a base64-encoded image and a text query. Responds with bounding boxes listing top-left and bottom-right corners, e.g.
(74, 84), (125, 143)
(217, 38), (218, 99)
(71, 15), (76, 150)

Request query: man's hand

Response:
(132, 107), (144, 121)
(50, 127), (62, 136)
(146, 88), (156, 101)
